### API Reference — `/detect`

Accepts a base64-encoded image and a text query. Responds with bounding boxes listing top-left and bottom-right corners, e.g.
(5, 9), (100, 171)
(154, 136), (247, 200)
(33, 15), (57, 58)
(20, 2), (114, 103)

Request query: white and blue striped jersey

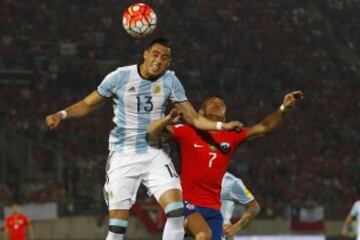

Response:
(220, 172), (255, 224)
(350, 201), (360, 235)
(97, 64), (187, 154)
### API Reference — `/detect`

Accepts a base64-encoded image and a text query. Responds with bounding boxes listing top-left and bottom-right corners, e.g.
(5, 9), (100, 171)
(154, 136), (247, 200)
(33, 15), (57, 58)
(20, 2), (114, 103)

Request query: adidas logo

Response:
(128, 86), (135, 92)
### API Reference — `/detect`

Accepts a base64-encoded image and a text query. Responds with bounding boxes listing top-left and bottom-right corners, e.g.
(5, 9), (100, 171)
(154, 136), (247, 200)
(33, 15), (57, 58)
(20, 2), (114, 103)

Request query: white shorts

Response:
(103, 149), (181, 210)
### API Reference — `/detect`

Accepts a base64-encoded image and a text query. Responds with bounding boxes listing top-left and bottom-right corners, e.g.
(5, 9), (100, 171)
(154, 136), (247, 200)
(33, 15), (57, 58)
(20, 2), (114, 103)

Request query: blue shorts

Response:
(184, 201), (224, 240)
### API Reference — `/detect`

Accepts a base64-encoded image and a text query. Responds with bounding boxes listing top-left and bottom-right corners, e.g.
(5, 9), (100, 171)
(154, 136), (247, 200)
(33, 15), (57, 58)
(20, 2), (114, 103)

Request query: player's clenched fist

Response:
(45, 112), (63, 130)
(283, 90), (303, 109)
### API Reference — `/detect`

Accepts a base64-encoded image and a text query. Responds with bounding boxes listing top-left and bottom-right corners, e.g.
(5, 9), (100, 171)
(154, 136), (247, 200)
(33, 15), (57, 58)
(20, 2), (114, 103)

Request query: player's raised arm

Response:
(245, 91), (303, 140)
(45, 90), (105, 130)
(175, 100), (243, 131)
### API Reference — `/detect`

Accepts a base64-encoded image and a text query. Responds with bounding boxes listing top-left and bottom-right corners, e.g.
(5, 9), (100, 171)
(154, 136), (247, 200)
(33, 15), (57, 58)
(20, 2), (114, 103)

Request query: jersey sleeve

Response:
(171, 124), (192, 141)
(230, 178), (255, 204)
(350, 201), (360, 216)
(169, 74), (187, 103)
(97, 69), (119, 97)
(234, 128), (248, 145)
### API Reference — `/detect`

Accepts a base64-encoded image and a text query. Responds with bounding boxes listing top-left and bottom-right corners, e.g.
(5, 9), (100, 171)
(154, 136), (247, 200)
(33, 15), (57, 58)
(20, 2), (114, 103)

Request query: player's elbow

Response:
(249, 200), (261, 216)
(146, 126), (159, 138)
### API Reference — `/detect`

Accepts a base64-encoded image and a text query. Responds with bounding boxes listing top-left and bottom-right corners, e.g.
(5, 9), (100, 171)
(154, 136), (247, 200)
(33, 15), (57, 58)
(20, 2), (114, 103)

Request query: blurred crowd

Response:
(0, 0), (359, 219)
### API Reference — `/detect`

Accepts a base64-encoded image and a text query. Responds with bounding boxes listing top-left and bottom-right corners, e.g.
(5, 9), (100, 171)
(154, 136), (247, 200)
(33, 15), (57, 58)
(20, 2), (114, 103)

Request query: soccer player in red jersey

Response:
(147, 91), (303, 240)
(4, 203), (34, 240)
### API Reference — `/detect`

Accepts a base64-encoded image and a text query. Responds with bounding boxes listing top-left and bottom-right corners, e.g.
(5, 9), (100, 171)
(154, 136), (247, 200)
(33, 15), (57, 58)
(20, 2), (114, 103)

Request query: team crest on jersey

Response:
(153, 85), (161, 94)
(220, 142), (231, 153)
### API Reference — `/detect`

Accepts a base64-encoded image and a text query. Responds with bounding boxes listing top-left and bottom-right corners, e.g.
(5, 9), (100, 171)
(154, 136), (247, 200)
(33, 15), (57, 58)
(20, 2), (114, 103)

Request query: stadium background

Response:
(0, 0), (359, 239)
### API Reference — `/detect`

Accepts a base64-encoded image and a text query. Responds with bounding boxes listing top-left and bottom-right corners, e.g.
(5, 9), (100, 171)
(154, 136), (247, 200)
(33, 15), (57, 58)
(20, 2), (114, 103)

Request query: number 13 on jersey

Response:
(136, 96), (153, 113)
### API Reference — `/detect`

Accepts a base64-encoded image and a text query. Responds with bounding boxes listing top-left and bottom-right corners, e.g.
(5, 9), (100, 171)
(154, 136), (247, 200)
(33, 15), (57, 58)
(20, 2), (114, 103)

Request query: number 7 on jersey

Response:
(208, 152), (217, 168)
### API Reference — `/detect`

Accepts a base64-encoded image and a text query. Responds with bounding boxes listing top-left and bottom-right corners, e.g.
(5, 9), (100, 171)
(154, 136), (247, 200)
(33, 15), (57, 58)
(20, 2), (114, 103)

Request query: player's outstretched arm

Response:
(175, 100), (243, 131)
(45, 90), (105, 130)
(246, 91), (303, 140)
(224, 200), (260, 236)
(341, 213), (354, 236)
(147, 109), (180, 137)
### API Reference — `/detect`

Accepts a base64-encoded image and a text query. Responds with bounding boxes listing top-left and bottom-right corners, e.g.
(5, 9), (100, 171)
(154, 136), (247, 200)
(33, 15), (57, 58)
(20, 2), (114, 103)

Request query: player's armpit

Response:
(244, 124), (267, 141)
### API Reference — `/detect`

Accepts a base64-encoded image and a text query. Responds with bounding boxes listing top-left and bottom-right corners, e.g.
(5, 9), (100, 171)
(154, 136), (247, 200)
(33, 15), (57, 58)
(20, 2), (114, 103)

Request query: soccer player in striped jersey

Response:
(221, 172), (260, 239)
(147, 91), (303, 240)
(45, 38), (242, 240)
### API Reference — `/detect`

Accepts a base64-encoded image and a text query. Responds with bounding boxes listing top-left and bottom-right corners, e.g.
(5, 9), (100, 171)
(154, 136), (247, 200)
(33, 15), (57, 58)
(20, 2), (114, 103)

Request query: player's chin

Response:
(149, 69), (164, 78)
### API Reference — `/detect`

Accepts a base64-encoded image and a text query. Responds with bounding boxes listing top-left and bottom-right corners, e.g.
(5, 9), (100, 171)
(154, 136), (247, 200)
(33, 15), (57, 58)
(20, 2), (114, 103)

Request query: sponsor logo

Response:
(128, 86), (135, 92)
(186, 203), (195, 210)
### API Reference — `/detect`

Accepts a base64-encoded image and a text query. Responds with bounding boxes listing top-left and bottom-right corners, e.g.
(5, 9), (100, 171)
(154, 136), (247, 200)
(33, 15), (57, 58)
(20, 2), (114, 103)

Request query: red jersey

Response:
(4, 214), (30, 240)
(172, 124), (247, 209)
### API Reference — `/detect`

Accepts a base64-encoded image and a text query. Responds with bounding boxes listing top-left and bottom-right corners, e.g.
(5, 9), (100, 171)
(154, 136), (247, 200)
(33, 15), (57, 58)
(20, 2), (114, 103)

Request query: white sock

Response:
(106, 232), (124, 240)
(162, 216), (185, 240)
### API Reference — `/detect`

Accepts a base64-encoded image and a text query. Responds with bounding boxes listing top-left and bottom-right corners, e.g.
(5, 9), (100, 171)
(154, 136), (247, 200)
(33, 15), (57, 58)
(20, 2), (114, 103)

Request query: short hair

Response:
(200, 95), (226, 110)
(146, 38), (173, 51)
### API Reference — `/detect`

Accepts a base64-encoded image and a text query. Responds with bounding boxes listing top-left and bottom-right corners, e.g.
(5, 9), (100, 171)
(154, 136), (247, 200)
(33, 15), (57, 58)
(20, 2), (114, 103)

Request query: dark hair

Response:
(200, 95), (226, 110)
(146, 38), (173, 51)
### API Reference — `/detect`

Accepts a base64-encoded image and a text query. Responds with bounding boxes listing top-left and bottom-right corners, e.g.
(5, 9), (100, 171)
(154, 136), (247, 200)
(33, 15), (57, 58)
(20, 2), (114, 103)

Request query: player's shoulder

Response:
(163, 69), (179, 80)
(164, 69), (175, 76)
(111, 64), (136, 75)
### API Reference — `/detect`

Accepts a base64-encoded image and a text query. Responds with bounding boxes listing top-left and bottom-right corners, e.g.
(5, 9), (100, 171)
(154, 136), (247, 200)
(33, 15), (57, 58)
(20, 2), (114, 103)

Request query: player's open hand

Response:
(45, 112), (62, 130)
(222, 120), (244, 132)
(224, 223), (242, 237)
(283, 91), (303, 109)
(168, 108), (182, 124)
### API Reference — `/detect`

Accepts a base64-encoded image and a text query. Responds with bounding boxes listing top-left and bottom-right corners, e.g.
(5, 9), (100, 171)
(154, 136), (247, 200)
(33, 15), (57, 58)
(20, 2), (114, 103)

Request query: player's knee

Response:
(108, 218), (128, 234)
(195, 230), (212, 240)
(164, 201), (184, 218)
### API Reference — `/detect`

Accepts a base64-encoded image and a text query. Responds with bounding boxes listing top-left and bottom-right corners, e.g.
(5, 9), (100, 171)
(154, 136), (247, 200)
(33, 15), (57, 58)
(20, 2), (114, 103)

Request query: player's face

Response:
(143, 43), (171, 78)
(202, 97), (226, 121)
(11, 204), (20, 214)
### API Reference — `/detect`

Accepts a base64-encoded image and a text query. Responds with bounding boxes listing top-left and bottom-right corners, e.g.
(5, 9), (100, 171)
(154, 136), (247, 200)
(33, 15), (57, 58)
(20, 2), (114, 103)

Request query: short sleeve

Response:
(171, 124), (192, 141)
(234, 128), (248, 145)
(230, 178), (255, 204)
(350, 201), (360, 216)
(170, 74), (187, 103)
(97, 70), (118, 97)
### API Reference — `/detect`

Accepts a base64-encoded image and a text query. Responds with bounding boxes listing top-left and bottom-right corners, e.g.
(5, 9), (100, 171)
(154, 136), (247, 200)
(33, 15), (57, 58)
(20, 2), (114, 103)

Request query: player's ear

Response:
(143, 49), (149, 60)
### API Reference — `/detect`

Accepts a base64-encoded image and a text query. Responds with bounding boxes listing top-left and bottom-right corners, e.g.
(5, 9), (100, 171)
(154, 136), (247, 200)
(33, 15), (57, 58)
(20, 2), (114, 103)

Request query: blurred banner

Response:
(235, 235), (325, 240)
(4, 202), (58, 220)
(290, 206), (324, 231)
